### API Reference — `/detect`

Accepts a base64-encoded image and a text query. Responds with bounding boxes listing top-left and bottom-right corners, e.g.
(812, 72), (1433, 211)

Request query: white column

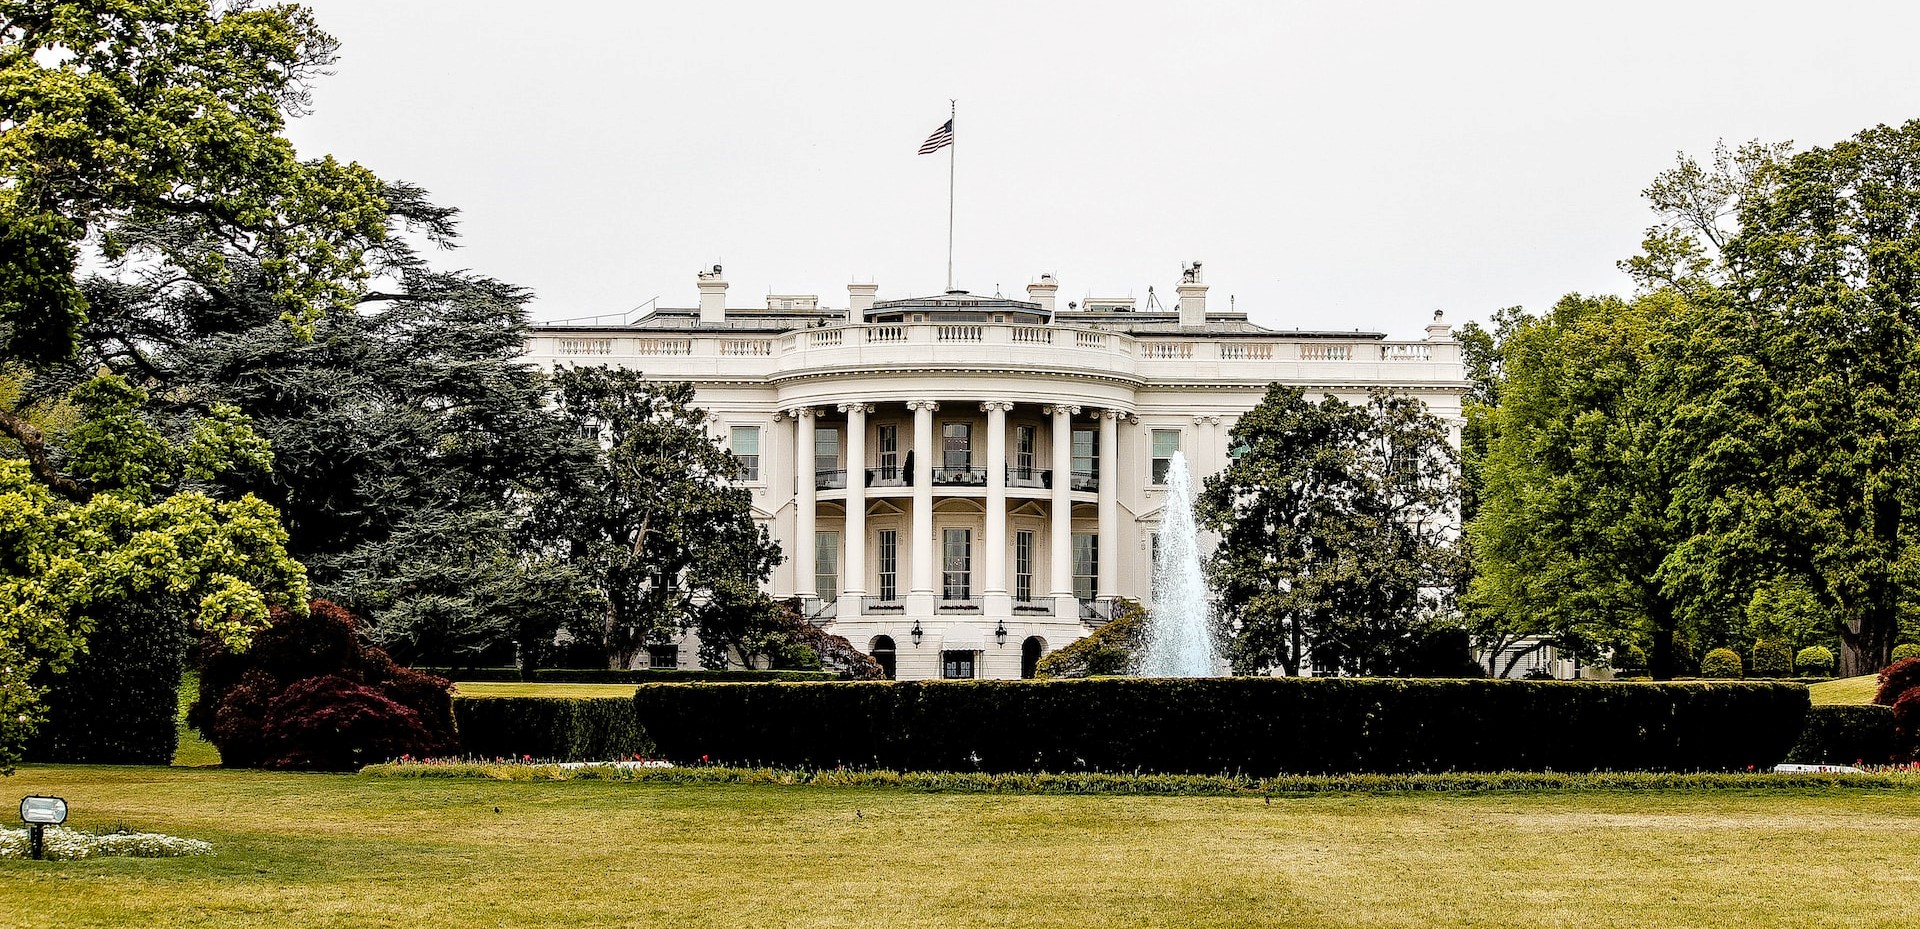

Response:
(1097, 409), (1121, 600)
(793, 407), (817, 599)
(982, 401), (1013, 597)
(840, 403), (871, 599)
(1047, 404), (1077, 599)
(908, 400), (937, 596)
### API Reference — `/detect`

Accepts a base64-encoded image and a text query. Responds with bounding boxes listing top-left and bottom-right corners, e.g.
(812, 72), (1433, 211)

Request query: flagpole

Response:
(946, 99), (956, 292)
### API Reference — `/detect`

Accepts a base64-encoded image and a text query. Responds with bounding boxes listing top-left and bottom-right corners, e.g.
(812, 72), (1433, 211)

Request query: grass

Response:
(1809, 674), (1881, 705)
(171, 673), (219, 768)
(449, 680), (640, 699)
(3, 765), (1919, 928)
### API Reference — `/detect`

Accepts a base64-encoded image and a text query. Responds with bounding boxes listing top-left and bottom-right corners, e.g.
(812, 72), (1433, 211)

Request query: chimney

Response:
(1426, 309), (1454, 341)
(1026, 273), (1059, 313)
(848, 281), (878, 316)
(697, 265), (727, 325)
(1176, 261), (1208, 328)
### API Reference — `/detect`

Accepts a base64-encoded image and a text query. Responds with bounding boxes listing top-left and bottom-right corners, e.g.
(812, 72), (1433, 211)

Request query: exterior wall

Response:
(529, 313), (1468, 678)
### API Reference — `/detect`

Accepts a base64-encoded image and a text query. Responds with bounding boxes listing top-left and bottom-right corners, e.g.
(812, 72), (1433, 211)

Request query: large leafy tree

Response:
(1642, 123), (1920, 676)
(1199, 385), (1461, 676)
(537, 368), (783, 671)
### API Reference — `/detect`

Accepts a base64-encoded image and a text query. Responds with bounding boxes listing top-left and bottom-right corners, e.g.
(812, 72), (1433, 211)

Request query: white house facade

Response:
(522, 264), (1468, 680)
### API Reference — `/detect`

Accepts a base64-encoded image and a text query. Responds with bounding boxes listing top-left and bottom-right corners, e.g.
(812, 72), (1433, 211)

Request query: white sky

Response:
(284, 1), (1920, 339)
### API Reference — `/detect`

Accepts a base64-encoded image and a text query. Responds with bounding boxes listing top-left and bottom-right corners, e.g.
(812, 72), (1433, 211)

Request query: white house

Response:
(522, 263), (1468, 679)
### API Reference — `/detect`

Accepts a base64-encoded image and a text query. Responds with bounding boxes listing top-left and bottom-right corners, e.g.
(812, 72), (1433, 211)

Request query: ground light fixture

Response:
(20, 795), (67, 861)
(910, 620), (923, 646)
(995, 620), (1008, 646)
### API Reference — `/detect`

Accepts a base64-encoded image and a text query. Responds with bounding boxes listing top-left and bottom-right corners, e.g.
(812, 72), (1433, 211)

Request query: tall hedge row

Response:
(632, 678), (1810, 774)
(454, 697), (650, 761)
(424, 668), (838, 684)
(1785, 705), (1897, 766)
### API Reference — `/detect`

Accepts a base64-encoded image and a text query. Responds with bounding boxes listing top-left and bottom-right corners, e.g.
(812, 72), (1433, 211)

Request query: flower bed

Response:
(0, 826), (213, 860)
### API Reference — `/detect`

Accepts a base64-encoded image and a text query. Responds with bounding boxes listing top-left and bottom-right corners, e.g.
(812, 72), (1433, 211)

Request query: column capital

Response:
(906, 399), (940, 412)
(837, 402), (875, 415)
(1192, 415), (1222, 426)
(1100, 408), (1137, 423)
(779, 406), (818, 419)
(979, 401), (1016, 414)
(1042, 404), (1081, 416)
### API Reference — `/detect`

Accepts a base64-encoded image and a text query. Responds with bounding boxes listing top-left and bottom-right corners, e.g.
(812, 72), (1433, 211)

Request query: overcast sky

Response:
(283, 1), (1920, 339)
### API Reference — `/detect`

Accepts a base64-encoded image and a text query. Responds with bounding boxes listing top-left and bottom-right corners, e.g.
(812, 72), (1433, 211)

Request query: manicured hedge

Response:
(1784, 704), (1897, 766)
(425, 668), (838, 684)
(453, 697), (650, 761)
(632, 678), (1810, 775)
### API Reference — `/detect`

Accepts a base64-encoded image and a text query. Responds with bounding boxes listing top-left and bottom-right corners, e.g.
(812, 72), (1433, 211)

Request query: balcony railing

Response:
(1006, 466), (1051, 489)
(866, 466), (908, 488)
(815, 469), (846, 490)
(1069, 470), (1099, 492)
(1012, 599), (1056, 616)
(931, 467), (988, 487)
(937, 597), (984, 612)
(1079, 597), (1119, 626)
(861, 596), (905, 614)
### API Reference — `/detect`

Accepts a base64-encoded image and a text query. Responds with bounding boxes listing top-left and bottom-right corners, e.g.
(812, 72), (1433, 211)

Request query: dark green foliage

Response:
(1796, 647), (1836, 678)
(424, 668), (838, 683)
(23, 605), (191, 764)
(453, 697), (650, 761)
(1785, 705), (1898, 766)
(189, 599), (456, 769)
(1701, 648), (1744, 679)
(1034, 600), (1146, 678)
(633, 679), (1809, 775)
(1751, 640), (1794, 678)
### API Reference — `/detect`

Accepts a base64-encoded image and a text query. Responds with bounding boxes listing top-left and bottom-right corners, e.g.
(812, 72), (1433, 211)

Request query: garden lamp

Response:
(20, 795), (67, 861)
(911, 620), (923, 646)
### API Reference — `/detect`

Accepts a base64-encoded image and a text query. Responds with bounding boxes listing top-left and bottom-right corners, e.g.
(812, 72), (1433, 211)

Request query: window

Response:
(1072, 428), (1097, 479)
(815, 427), (839, 480)
(943, 422), (972, 471)
(1015, 530), (1034, 602)
(815, 531), (839, 603)
(877, 424), (899, 480)
(1073, 533), (1098, 600)
(647, 644), (679, 670)
(942, 528), (972, 600)
(1151, 429), (1181, 485)
(877, 530), (898, 601)
(942, 650), (976, 679)
(1015, 425), (1037, 475)
(730, 426), (760, 481)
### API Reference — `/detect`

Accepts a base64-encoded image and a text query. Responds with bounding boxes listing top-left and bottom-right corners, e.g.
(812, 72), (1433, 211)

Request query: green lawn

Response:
(1809, 675), (1881, 705)
(4, 765), (1920, 928)
(450, 680), (640, 699)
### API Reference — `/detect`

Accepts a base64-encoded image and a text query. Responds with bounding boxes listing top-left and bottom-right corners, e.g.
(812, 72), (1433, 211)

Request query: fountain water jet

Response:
(1139, 450), (1221, 677)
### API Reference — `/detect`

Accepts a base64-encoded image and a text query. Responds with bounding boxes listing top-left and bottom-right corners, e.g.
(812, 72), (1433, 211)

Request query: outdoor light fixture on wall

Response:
(19, 795), (67, 861)
(995, 620), (1008, 646)
(911, 620), (923, 646)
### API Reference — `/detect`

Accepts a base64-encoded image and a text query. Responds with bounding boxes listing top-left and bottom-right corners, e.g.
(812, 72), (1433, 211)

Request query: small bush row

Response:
(452, 696), (650, 762)
(360, 761), (1920, 794)
(422, 668), (838, 684)
(631, 678), (1810, 775)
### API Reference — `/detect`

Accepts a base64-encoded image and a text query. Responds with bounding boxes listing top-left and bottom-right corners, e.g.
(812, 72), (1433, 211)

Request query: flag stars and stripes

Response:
(918, 119), (954, 154)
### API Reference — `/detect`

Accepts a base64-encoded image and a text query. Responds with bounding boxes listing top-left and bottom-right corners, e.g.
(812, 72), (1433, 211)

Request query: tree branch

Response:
(0, 407), (90, 502)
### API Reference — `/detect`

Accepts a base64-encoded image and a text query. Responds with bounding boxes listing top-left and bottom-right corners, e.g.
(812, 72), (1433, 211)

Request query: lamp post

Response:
(910, 620), (923, 646)
(20, 795), (67, 861)
(994, 620), (1008, 647)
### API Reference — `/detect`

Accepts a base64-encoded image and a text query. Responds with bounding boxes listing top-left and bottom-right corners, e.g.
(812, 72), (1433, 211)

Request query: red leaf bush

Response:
(189, 600), (455, 770)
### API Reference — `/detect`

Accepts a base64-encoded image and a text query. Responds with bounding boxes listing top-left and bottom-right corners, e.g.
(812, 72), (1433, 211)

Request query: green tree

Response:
(1199, 385), (1460, 676)
(537, 368), (783, 670)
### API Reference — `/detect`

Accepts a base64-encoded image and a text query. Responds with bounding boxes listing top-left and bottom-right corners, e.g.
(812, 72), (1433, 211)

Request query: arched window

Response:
(869, 635), (897, 680)
(1021, 636), (1048, 679)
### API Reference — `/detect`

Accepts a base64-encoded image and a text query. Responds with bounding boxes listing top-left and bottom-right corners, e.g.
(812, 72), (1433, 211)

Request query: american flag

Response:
(917, 119), (954, 154)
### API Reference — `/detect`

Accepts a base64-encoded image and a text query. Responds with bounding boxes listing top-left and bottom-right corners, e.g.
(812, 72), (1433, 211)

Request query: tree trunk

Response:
(1648, 621), (1678, 681)
(1839, 605), (1896, 678)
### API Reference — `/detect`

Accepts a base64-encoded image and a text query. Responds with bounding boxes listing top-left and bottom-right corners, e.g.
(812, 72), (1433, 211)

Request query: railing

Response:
(557, 338), (613, 355)
(1069, 470), (1099, 492)
(1383, 343), (1433, 361)
(1079, 598), (1119, 626)
(931, 467), (988, 486)
(937, 325), (984, 343)
(866, 466), (908, 488)
(804, 599), (838, 623)
(1075, 331), (1108, 349)
(861, 596), (905, 614)
(869, 325), (908, 343)
(1142, 341), (1193, 359)
(633, 338), (692, 356)
(1300, 345), (1352, 361)
(1220, 343), (1273, 360)
(1011, 326), (1053, 344)
(814, 469), (846, 490)
(721, 339), (772, 356)
(1012, 599), (1056, 616)
(1006, 466), (1051, 489)
(937, 597), (984, 612)
(808, 329), (843, 347)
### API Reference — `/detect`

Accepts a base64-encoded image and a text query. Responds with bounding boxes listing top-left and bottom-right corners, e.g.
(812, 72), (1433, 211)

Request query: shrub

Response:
(1893, 644), (1920, 662)
(1873, 657), (1920, 706)
(1701, 648), (1744, 679)
(1784, 704), (1897, 765)
(1751, 640), (1795, 678)
(454, 696), (649, 761)
(1035, 600), (1146, 678)
(632, 678), (1810, 775)
(24, 604), (191, 764)
(1795, 646), (1836, 678)
(1611, 645), (1649, 674)
(1889, 689), (1920, 758)
(417, 668), (840, 684)
(190, 599), (456, 769)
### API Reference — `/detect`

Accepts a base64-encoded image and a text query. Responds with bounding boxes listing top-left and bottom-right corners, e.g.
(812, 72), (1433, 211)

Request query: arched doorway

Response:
(869, 635), (897, 680)
(1021, 636), (1047, 679)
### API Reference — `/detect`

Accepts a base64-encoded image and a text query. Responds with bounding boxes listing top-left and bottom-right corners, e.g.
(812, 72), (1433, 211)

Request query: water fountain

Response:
(1139, 450), (1222, 677)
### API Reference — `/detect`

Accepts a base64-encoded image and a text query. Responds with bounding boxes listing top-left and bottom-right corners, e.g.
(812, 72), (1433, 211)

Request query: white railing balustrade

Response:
(633, 338), (691, 356)
(1011, 326), (1053, 344)
(1076, 331), (1108, 349)
(556, 338), (613, 355)
(1300, 345), (1352, 361)
(1219, 343), (1274, 360)
(721, 339), (772, 356)
(869, 325), (908, 343)
(1382, 343), (1433, 361)
(808, 329), (843, 347)
(1142, 342), (1194, 360)
(938, 325), (983, 343)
